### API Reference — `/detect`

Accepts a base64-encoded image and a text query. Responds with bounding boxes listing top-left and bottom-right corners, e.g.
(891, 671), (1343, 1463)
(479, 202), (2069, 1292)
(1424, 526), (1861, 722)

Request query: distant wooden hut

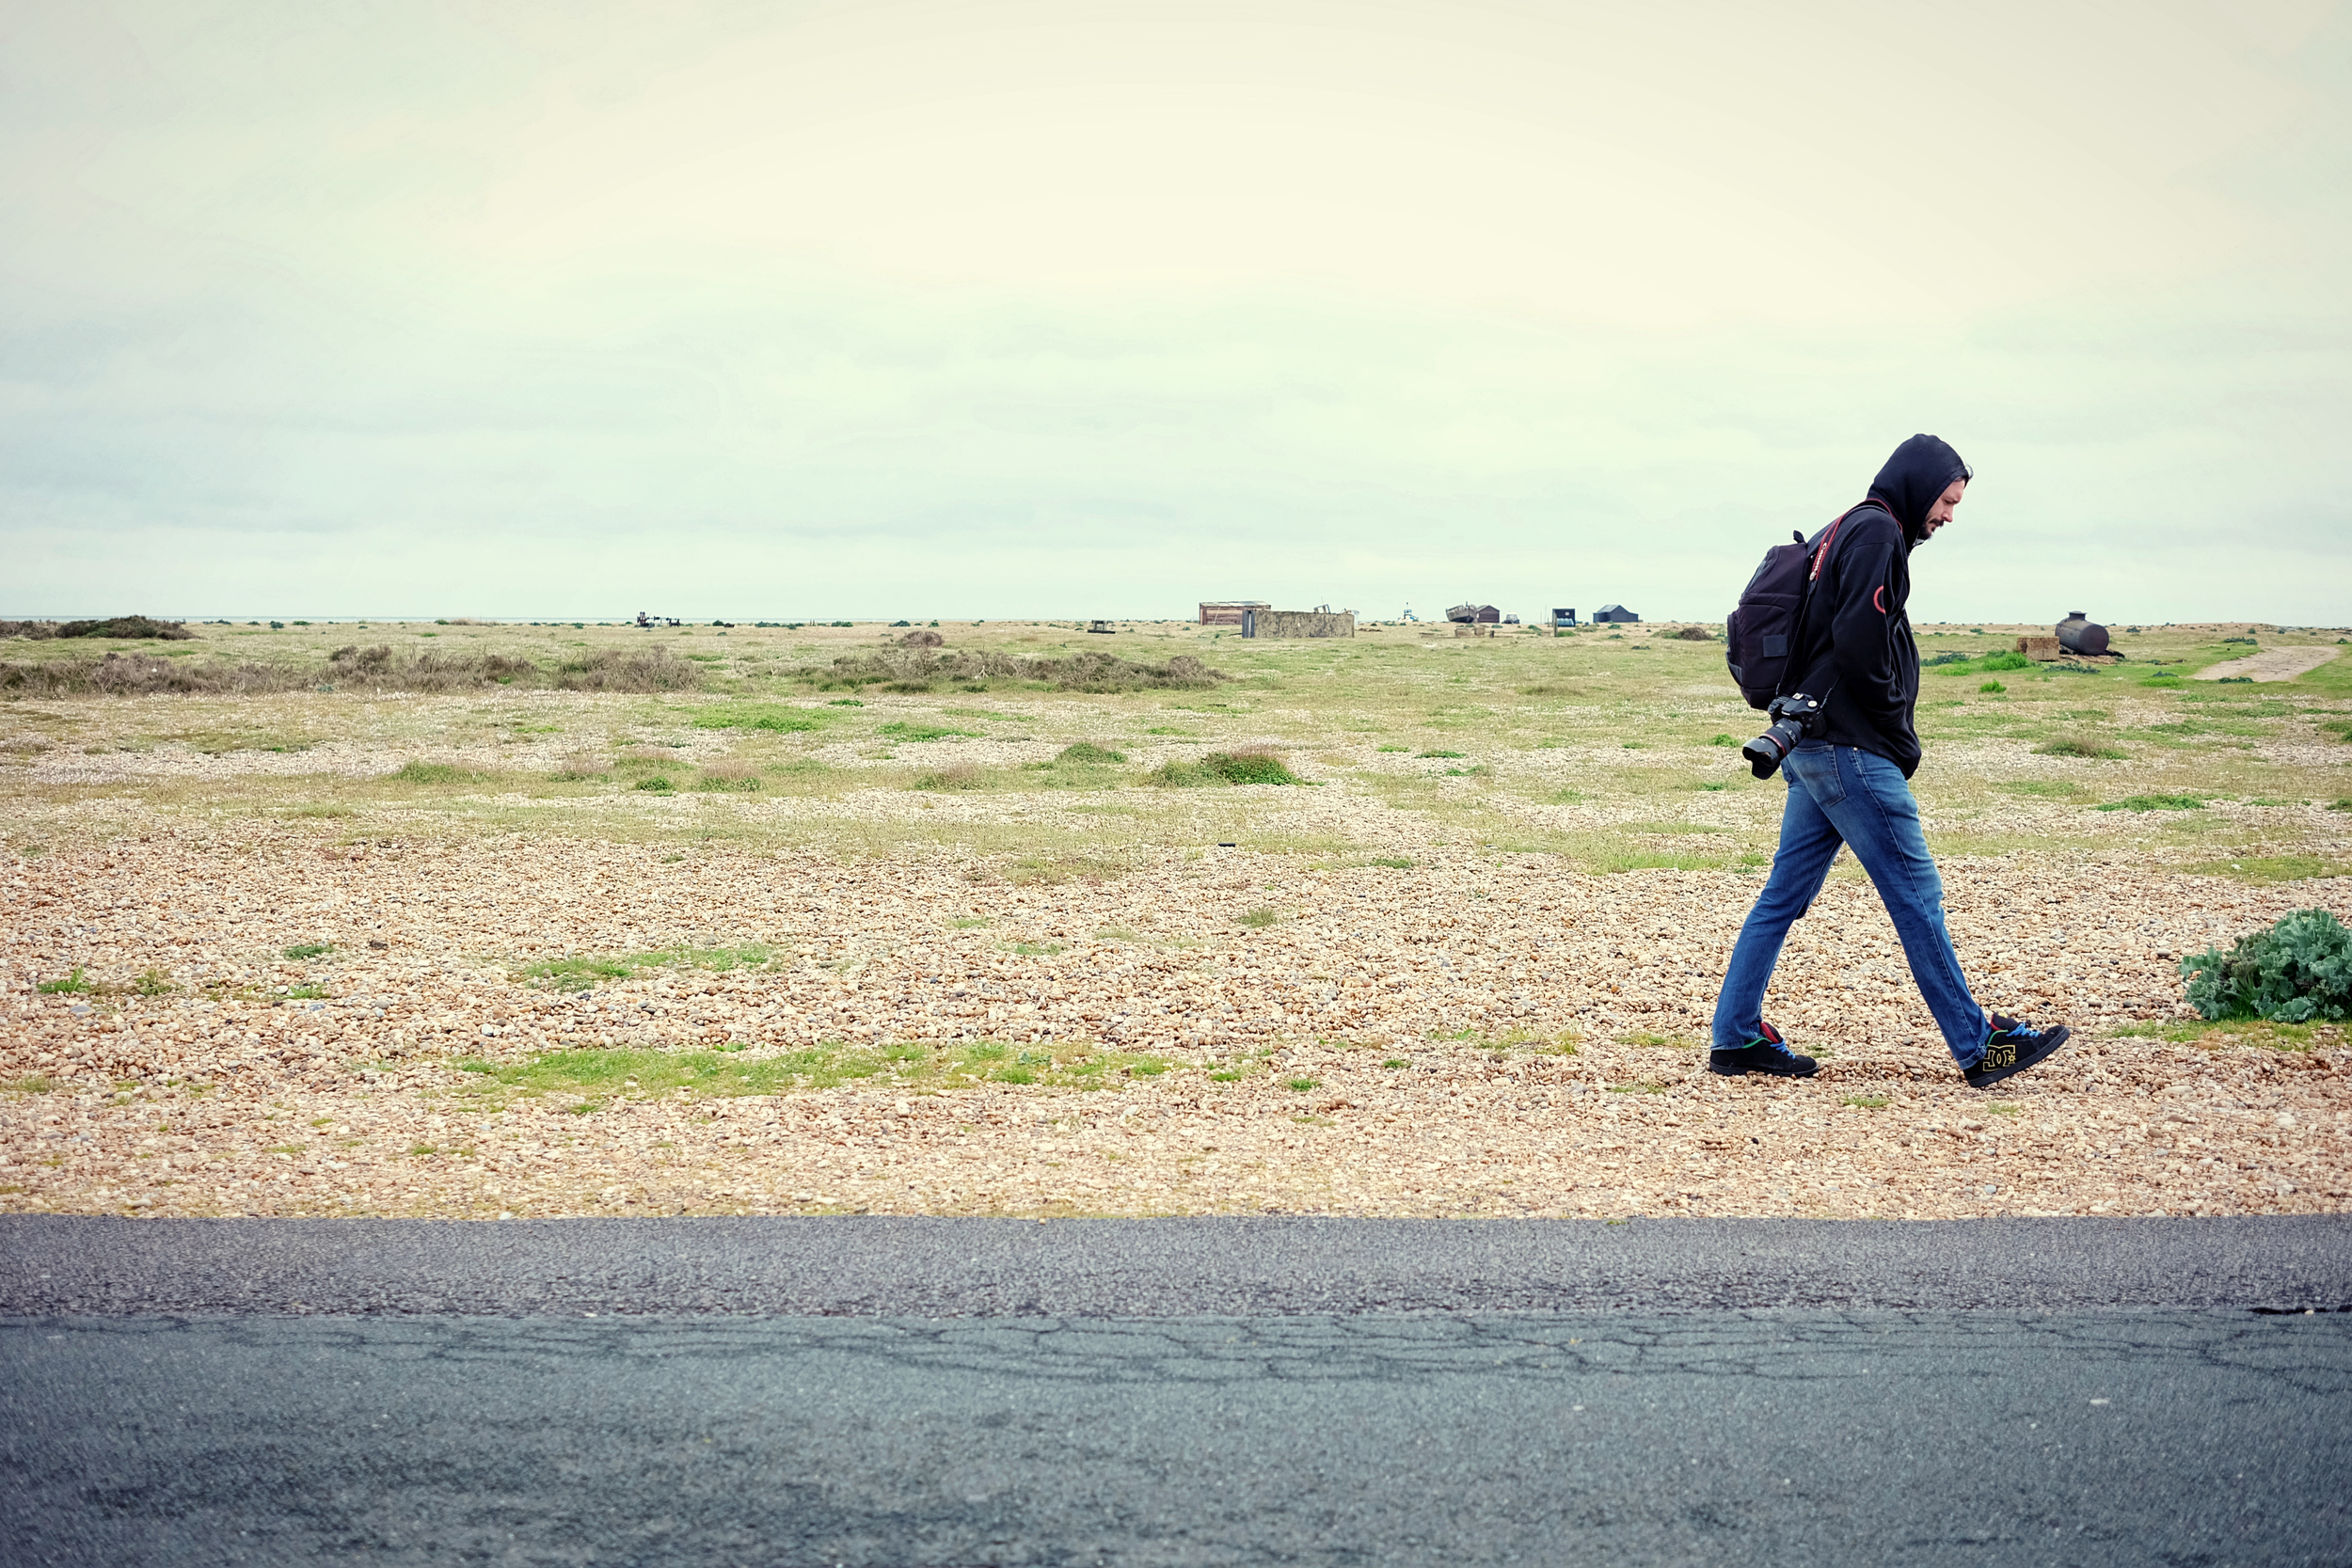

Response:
(1200, 600), (1271, 626)
(1593, 604), (1641, 623)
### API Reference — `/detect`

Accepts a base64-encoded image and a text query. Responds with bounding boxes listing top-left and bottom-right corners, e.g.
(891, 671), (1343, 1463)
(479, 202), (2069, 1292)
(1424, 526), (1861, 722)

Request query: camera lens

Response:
(1742, 718), (1802, 780)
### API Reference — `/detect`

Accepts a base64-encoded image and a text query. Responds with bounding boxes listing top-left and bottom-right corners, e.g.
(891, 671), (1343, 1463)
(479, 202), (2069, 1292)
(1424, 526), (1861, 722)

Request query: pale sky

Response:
(6, 1), (2347, 623)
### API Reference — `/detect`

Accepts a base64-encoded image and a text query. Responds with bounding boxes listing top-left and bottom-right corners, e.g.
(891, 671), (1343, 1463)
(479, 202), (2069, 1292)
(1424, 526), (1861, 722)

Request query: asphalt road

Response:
(8, 1214), (2350, 1316)
(5, 1218), (2348, 1567)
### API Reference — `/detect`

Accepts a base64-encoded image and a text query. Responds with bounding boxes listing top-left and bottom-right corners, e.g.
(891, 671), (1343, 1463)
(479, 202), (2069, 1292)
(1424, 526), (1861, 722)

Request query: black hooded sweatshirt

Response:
(1790, 434), (1973, 778)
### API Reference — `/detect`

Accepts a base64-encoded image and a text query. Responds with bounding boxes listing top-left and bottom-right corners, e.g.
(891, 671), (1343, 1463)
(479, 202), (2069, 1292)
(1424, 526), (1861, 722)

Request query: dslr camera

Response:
(1741, 692), (1825, 780)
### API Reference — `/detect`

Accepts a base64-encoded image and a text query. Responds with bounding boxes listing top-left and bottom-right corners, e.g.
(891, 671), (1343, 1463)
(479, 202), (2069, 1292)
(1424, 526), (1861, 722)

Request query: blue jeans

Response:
(1712, 742), (1989, 1066)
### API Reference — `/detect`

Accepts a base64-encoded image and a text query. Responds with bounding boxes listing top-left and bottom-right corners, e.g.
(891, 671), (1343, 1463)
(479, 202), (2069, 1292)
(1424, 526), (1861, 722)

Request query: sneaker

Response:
(1708, 1021), (1818, 1078)
(1963, 1015), (2071, 1088)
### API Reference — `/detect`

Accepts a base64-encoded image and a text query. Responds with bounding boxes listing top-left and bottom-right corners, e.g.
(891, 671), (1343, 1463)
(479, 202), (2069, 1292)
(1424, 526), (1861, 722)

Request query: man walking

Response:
(1710, 434), (2069, 1088)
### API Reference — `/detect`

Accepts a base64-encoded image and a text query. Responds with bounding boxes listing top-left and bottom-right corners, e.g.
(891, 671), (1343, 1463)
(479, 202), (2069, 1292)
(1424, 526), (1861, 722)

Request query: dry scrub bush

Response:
(0, 615), (193, 641)
(820, 646), (1227, 694)
(0, 651), (307, 697)
(913, 763), (986, 791)
(3, 641), (707, 698)
(693, 762), (764, 792)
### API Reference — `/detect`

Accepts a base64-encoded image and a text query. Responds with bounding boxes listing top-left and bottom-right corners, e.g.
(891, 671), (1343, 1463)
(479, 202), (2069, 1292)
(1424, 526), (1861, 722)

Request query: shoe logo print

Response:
(1982, 1041), (2016, 1069)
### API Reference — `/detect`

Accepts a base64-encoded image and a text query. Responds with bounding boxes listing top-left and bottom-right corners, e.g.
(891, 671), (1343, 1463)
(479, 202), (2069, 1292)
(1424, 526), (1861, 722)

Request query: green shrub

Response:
(1979, 680), (2006, 693)
(1149, 748), (1300, 787)
(1204, 749), (1300, 784)
(37, 967), (90, 994)
(391, 760), (467, 784)
(1054, 742), (1125, 765)
(1979, 650), (2033, 671)
(2180, 908), (2352, 1022)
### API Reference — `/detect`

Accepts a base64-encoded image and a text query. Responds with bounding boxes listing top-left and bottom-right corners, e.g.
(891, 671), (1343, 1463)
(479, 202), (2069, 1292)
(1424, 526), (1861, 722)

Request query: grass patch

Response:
(1993, 781), (2080, 799)
(1053, 742), (1126, 765)
(1239, 908), (1281, 928)
(2186, 855), (2350, 883)
(519, 943), (775, 992)
(453, 1039), (1176, 1102)
(1840, 1094), (1889, 1109)
(692, 704), (827, 734)
(2096, 794), (2207, 812)
(691, 767), (763, 793)
(282, 942), (334, 960)
(390, 760), (472, 784)
(2034, 736), (2127, 760)
(37, 968), (91, 994)
(879, 721), (981, 742)
(1371, 856), (1414, 869)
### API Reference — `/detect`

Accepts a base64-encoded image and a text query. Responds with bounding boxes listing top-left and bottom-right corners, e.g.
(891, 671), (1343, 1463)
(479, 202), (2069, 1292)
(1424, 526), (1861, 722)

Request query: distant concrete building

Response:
(1593, 604), (1641, 624)
(1200, 600), (1272, 626)
(1242, 608), (1356, 639)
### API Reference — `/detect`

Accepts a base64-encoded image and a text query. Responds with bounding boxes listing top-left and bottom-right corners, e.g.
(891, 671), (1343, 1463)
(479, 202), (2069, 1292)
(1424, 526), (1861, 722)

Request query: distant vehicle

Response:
(634, 610), (681, 627)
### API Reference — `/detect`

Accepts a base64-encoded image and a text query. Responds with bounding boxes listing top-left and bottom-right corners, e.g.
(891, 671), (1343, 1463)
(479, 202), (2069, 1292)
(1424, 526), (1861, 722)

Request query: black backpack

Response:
(1724, 501), (1882, 709)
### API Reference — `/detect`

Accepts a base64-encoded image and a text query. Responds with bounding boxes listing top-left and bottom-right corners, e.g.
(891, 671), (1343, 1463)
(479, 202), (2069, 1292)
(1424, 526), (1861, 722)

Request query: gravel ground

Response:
(2194, 645), (2341, 682)
(5, 826), (2346, 1221)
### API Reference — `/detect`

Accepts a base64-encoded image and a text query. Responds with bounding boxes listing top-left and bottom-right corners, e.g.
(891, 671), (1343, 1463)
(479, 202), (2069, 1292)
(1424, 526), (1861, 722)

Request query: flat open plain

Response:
(4, 617), (2348, 1220)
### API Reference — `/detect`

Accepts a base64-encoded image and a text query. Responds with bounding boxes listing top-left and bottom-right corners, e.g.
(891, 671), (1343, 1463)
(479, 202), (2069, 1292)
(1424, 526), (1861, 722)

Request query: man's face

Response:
(1919, 479), (1966, 540)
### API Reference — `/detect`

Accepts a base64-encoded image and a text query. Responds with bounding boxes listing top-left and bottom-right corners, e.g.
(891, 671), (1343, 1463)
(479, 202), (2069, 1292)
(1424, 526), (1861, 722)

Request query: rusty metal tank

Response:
(2056, 611), (2109, 656)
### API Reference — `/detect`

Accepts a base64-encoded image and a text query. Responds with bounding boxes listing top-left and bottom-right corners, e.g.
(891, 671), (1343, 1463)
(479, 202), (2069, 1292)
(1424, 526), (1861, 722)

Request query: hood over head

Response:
(1867, 434), (1972, 546)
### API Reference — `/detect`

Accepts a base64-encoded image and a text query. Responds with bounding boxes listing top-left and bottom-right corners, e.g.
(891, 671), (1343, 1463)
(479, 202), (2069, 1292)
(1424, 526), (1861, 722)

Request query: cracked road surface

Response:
(5, 1218), (2349, 1566)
